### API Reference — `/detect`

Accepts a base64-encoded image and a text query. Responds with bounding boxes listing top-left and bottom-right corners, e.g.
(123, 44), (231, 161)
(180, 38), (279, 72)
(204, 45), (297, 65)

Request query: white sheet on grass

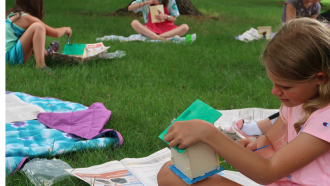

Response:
(218, 170), (262, 186)
(96, 34), (196, 44)
(6, 94), (45, 123)
(215, 107), (279, 130)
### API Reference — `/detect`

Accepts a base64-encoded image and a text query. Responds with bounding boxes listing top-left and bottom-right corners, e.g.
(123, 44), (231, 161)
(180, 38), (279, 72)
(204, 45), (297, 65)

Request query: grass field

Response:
(5, 0), (329, 185)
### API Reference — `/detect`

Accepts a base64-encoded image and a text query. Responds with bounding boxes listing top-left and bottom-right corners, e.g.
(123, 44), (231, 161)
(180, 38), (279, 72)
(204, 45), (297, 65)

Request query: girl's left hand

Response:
(237, 138), (258, 151)
(155, 9), (167, 22)
(164, 119), (218, 149)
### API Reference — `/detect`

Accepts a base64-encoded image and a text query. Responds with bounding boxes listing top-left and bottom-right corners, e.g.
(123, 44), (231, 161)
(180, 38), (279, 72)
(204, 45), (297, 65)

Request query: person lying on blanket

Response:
(128, 0), (189, 40)
(281, 0), (320, 26)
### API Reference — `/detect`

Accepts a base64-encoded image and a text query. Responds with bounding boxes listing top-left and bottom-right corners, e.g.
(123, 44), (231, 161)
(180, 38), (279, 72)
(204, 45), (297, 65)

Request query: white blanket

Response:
(6, 94), (45, 123)
(215, 107), (279, 130)
(96, 34), (196, 44)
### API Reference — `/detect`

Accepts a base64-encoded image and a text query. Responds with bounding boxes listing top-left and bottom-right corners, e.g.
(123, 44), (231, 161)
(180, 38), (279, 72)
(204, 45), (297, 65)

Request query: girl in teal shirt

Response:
(6, 0), (72, 73)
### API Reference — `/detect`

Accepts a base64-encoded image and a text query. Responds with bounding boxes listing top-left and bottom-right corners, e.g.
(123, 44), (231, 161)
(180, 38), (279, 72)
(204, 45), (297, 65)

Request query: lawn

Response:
(5, 0), (328, 185)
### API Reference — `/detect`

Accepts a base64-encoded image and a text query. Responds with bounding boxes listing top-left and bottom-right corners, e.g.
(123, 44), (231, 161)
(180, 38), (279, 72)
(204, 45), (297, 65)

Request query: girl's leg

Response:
(256, 118), (273, 135)
(256, 112), (279, 135)
(19, 22), (48, 69)
(157, 161), (242, 186)
(131, 20), (164, 40)
(159, 24), (189, 38)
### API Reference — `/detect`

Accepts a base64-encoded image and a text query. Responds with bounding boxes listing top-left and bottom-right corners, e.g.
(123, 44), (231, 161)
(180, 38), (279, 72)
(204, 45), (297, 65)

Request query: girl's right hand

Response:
(65, 27), (72, 38)
(147, 0), (159, 5)
(164, 119), (217, 149)
(237, 138), (257, 151)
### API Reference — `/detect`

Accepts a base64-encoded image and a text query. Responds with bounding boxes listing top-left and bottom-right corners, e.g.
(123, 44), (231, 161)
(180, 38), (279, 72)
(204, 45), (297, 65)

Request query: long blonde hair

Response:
(261, 18), (330, 133)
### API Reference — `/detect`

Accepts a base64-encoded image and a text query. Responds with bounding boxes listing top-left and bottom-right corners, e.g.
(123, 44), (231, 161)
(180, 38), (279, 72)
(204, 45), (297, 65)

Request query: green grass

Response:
(5, 0), (297, 185)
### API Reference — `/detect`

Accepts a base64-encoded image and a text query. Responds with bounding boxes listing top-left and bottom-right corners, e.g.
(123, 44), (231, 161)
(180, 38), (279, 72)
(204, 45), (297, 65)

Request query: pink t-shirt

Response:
(268, 104), (330, 186)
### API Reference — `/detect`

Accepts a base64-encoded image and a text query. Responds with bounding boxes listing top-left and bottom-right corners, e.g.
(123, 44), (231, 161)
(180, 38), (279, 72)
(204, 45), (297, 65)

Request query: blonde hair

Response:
(262, 18), (330, 134)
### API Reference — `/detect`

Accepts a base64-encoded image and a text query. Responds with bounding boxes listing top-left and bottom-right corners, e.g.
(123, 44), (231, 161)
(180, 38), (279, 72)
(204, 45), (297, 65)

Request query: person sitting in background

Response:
(281, 0), (320, 26)
(5, 0), (72, 74)
(128, 0), (189, 40)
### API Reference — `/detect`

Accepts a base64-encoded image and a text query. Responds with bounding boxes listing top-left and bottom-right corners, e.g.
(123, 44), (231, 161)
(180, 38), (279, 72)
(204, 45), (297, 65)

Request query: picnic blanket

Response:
(96, 34), (196, 44)
(6, 92), (123, 176)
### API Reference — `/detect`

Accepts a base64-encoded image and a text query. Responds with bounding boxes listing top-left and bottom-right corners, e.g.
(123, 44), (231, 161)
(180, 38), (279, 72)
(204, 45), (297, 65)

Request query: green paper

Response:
(158, 99), (222, 153)
(63, 44), (86, 55)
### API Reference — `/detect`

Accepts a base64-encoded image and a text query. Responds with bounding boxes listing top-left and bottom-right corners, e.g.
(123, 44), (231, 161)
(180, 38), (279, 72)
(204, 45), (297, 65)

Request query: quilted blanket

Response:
(5, 92), (123, 176)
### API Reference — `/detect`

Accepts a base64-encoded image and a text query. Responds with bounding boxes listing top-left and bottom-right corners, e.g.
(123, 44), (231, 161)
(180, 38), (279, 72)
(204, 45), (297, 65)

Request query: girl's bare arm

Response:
(128, 0), (157, 11)
(311, 14), (319, 19)
(21, 14), (72, 38)
(165, 118), (330, 184)
(286, 3), (296, 22)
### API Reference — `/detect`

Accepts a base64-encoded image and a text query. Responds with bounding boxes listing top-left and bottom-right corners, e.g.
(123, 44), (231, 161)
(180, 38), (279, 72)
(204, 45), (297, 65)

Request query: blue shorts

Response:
(6, 39), (24, 65)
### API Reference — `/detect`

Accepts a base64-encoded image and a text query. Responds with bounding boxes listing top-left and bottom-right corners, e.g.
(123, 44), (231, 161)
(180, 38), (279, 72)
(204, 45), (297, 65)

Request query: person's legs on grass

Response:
(19, 22), (47, 69)
(157, 161), (242, 186)
(131, 20), (165, 40)
(159, 24), (189, 38)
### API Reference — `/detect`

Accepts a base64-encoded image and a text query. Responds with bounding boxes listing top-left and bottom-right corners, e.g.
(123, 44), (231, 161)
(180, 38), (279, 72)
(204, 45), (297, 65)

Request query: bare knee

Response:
(28, 22), (46, 33)
(180, 24), (189, 33)
(131, 20), (141, 29)
(157, 161), (173, 186)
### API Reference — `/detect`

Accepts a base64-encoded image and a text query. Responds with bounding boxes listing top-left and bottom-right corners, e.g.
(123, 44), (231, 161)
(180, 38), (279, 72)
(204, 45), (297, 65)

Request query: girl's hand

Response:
(237, 138), (258, 151)
(164, 119), (218, 149)
(65, 27), (72, 38)
(147, 0), (159, 5)
(155, 10), (167, 22)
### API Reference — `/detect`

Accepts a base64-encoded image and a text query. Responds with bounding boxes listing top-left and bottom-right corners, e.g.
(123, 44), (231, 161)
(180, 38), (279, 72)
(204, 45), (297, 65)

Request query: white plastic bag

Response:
(21, 158), (72, 186)
(238, 28), (260, 42)
(100, 50), (126, 59)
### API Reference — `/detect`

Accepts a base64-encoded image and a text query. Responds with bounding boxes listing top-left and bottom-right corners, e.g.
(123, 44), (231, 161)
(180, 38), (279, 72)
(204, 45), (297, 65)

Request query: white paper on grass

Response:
(6, 94), (45, 123)
(214, 108), (279, 131)
(65, 148), (172, 186)
(85, 42), (110, 57)
(219, 170), (262, 186)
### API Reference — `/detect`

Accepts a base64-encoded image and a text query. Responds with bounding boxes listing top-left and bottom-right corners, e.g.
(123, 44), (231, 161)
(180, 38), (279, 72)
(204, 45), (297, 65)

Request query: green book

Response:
(158, 99), (222, 153)
(63, 44), (86, 55)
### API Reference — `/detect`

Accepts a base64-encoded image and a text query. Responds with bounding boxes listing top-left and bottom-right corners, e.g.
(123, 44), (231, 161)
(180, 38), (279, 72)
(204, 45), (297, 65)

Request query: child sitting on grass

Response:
(282, 0), (320, 26)
(5, 0), (72, 74)
(128, 0), (189, 40)
(157, 18), (330, 186)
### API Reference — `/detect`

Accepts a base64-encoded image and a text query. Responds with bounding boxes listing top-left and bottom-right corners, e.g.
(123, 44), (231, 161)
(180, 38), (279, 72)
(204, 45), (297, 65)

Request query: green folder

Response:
(63, 44), (86, 55)
(158, 99), (222, 153)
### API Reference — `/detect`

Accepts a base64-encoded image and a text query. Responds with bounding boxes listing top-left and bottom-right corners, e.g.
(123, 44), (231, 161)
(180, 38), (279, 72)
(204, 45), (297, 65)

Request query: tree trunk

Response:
(175, 0), (202, 16)
(109, 0), (202, 16)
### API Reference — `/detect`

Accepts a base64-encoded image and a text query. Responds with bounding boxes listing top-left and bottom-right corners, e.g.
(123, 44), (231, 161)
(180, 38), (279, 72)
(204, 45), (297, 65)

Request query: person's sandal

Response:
(39, 66), (53, 75)
(46, 40), (60, 56)
(226, 119), (258, 139)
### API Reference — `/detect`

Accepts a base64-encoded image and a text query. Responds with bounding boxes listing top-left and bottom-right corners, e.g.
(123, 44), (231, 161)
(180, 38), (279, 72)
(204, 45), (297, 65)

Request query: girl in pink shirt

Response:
(157, 18), (330, 186)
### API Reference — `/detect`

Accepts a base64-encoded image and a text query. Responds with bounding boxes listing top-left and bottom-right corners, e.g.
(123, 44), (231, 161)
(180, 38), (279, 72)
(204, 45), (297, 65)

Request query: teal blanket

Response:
(6, 92), (122, 175)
